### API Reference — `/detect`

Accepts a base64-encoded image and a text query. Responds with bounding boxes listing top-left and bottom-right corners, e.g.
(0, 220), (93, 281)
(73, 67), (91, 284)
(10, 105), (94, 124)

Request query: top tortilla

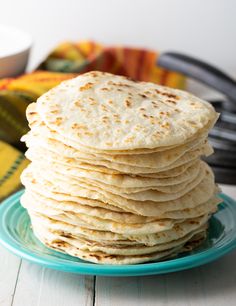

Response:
(35, 71), (218, 151)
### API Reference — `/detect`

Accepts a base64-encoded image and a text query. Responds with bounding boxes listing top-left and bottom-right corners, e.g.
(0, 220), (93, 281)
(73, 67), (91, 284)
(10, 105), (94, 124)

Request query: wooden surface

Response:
(0, 184), (236, 306)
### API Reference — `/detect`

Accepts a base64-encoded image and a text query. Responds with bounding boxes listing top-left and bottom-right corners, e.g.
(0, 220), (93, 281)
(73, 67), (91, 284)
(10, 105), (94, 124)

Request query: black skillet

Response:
(157, 52), (236, 184)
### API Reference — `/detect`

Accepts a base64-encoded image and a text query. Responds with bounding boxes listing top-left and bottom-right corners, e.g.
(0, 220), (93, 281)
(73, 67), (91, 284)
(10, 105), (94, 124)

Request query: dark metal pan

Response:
(157, 52), (236, 184)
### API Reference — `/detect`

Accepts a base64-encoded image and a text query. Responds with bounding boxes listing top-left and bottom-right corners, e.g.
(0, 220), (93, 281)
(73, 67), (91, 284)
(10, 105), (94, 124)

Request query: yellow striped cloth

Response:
(0, 41), (185, 201)
(0, 141), (29, 199)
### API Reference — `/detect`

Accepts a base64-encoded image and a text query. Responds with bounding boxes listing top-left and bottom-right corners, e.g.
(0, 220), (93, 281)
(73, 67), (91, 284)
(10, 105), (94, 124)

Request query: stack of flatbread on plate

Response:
(20, 71), (222, 265)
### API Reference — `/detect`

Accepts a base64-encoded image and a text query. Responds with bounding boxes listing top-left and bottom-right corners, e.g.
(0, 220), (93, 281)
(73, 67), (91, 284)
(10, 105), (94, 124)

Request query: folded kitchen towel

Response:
(0, 40), (185, 200)
(0, 71), (76, 150)
(38, 41), (185, 88)
(0, 141), (29, 200)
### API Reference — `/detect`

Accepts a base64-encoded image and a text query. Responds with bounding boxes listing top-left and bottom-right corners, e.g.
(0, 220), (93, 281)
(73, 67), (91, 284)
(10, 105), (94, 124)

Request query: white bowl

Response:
(0, 25), (32, 78)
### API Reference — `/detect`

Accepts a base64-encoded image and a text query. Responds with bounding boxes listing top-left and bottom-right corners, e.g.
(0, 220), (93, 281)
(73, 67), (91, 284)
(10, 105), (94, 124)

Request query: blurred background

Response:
(1, 0), (235, 74)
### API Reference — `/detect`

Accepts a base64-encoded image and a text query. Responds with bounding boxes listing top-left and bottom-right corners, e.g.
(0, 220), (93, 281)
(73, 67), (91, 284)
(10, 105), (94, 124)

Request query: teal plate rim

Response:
(0, 189), (236, 277)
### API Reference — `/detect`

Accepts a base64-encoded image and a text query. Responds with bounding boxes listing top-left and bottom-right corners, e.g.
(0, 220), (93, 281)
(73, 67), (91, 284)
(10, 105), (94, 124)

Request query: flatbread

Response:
(22, 157), (201, 189)
(32, 221), (207, 256)
(22, 190), (220, 224)
(25, 142), (213, 174)
(23, 119), (208, 168)
(37, 161), (204, 195)
(30, 211), (210, 246)
(35, 71), (218, 150)
(20, 72), (219, 265)
(21, 165), (218, 217)
(32, 220), (207, 264)
(23, 161), (210, 202)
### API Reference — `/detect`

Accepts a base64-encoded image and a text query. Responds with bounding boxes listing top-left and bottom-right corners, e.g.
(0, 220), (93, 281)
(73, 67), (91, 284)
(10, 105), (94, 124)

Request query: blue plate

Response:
(0, 190), (236, 276)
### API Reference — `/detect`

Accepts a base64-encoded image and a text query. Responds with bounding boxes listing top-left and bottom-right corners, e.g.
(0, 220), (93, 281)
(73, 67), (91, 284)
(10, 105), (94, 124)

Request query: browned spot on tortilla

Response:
(79, 82), (94, 91)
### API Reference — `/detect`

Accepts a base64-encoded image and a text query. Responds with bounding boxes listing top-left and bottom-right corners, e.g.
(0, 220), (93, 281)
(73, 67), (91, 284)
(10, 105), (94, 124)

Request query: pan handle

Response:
(157, 52), (236, 111)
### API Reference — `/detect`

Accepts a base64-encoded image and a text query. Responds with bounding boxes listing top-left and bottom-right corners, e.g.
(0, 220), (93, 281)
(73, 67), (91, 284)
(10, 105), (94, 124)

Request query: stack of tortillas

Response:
(20, 71), (221, 265)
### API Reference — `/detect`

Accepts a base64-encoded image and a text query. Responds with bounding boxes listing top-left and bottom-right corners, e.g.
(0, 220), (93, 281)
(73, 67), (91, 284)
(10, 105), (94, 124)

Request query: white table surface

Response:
(0, 184), (236, 306)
